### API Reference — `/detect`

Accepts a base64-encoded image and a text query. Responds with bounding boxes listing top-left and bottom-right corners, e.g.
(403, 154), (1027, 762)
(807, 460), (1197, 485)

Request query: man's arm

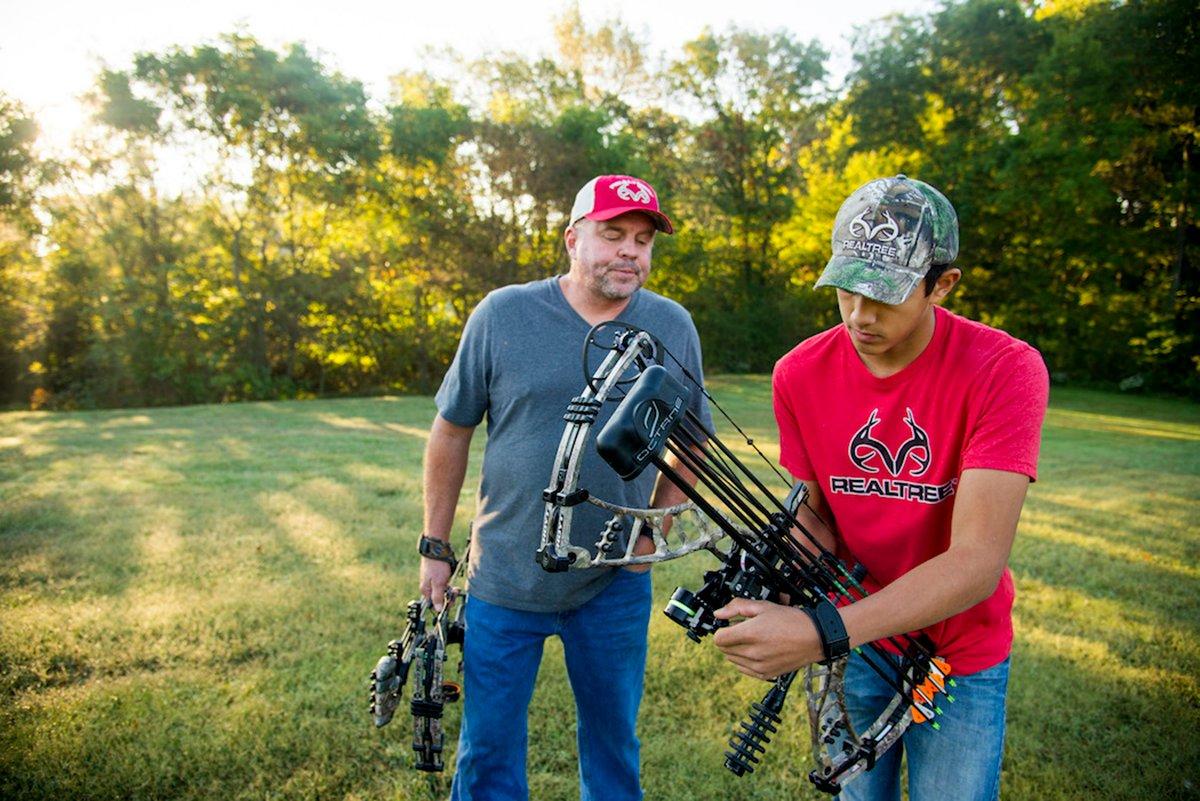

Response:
(420, 413), (475, 609)
(712, 468), (1029, 678)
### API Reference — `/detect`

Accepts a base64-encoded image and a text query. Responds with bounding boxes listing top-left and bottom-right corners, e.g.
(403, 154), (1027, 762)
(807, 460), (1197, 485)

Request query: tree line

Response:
(0, 0), (1195, 409)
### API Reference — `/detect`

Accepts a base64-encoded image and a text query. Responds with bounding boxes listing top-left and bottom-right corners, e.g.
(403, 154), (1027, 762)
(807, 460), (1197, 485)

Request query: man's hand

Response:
(420, 557), (453, 610)
(712, 599), (824, 680)
(625, 532), (656, 573)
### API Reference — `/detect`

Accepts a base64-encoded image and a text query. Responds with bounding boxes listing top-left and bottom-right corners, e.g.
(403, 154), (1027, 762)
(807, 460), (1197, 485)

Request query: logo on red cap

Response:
(610, 178), (653, 205)
(570, 174), (673, 233)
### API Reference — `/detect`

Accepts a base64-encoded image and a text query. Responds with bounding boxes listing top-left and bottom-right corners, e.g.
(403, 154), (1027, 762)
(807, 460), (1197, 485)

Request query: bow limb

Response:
(804, 658), (914, 793)
(573, 499), (725, 568)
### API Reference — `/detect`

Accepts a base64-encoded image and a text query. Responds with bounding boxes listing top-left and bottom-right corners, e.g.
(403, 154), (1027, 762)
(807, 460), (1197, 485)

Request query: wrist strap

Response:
(801, 597), (850, 662)
(419, 535), (458, 572)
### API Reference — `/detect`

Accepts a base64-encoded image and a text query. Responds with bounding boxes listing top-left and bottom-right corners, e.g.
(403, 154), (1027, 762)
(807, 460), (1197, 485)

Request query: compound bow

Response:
(368, 554), (467, 772)
(538, 321), (956, 795)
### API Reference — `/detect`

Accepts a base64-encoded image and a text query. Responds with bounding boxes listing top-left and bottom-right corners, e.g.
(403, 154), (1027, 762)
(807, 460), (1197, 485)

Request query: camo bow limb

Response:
(536, 322), (724, 572)
(369, 548), (469, 772)
(802, 651), (953, 792)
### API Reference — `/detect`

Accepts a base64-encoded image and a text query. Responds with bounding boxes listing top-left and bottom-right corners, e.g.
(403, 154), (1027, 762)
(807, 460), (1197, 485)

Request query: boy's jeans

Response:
(838, 651), (1011, 801)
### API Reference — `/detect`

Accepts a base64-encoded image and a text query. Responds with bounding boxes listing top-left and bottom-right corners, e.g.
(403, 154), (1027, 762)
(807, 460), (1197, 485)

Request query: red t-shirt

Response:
(773, 306), (1048, 674)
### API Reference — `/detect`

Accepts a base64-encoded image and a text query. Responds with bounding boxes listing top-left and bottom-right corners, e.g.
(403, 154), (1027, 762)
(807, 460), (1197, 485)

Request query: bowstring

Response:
(660, 345), (844, 539)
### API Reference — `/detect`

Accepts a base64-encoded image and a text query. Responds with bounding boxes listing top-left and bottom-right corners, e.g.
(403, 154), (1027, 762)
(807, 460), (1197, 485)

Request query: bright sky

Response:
(1, 0), (937, 155)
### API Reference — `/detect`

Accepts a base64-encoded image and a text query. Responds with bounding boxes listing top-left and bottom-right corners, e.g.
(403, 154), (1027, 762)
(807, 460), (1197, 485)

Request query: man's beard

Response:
(594, 262), (644, 300)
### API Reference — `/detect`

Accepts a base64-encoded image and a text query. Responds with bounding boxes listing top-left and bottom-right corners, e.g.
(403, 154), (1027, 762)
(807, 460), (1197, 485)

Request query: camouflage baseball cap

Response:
(815, 175), (959, 305)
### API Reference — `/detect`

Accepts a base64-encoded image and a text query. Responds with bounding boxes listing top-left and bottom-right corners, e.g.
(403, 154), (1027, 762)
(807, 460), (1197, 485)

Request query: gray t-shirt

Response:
(435, 276), (710, 612)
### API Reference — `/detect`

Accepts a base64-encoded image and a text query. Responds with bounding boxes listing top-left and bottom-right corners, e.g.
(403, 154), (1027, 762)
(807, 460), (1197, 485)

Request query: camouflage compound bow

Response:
(538, 321), (956, 794)
(368, 549), (467, 772)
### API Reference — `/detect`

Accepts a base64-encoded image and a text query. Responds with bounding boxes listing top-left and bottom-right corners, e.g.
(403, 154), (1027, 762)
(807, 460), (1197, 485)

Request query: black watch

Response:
(419, 535), (458, 571)
(801, 597), (850, 662)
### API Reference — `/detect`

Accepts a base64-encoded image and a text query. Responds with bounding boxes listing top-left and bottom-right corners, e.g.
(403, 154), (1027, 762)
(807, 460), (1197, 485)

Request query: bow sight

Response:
(540, 322), (956, 795)
(368, 589), (466, 772)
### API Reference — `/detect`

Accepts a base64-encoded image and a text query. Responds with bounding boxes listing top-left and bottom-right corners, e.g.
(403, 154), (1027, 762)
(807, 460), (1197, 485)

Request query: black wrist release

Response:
(419, 535), (457, 572)
(802, 597), (850, 662)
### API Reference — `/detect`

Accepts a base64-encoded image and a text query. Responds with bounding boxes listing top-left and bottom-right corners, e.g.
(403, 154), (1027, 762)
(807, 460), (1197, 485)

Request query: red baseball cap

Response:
(569, 175), (674, 234)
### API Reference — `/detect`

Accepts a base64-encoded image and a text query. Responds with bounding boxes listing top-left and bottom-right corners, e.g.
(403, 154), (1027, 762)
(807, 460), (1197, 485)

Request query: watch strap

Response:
(419, 535), (458, 571)
(801, 597), (850, 662)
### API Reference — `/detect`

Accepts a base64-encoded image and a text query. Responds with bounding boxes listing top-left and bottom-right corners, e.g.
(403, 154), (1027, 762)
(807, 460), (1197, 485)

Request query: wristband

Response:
(419, 535), (458, 572)
(801, 597), (850, 662)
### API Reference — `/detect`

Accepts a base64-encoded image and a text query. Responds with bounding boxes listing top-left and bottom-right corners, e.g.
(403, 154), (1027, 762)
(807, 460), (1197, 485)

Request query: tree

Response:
(663, 28), (829, 369)
(0, 95), (43, 404)
(841, 0), (1198, 393)
(99, 33), (382, 400)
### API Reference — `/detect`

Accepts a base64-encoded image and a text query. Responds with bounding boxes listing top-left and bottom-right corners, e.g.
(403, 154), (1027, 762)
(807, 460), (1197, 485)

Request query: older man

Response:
(418, 175), (709, 801)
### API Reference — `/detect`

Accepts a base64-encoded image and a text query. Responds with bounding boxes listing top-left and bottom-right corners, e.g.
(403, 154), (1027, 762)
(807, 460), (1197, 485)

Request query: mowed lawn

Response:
(1, 379), (1197, 801)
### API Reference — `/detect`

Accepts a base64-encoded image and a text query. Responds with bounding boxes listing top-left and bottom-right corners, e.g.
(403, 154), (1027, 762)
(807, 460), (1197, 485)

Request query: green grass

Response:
(1, 380), (1198, 800)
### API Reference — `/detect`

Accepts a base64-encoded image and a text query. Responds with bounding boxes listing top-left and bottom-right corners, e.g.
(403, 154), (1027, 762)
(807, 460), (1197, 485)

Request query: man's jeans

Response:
(837, 652), (1011, 801)
(450, 569), (652, 801)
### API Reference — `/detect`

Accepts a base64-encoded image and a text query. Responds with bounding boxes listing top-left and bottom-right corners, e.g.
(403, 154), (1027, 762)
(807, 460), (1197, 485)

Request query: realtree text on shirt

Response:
(772, 306), (1049, 674)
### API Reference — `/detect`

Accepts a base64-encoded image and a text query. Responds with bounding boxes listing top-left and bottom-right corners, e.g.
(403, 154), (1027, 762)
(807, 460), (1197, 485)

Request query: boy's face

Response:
(835, 268), (961, 371)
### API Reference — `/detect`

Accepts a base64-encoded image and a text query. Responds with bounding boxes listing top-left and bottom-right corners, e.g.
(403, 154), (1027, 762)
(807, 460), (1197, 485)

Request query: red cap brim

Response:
(585, 206), (674, 234)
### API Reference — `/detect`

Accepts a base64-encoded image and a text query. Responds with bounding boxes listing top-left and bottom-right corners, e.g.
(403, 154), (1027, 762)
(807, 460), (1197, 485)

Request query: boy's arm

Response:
(712, 468), (1028, 678)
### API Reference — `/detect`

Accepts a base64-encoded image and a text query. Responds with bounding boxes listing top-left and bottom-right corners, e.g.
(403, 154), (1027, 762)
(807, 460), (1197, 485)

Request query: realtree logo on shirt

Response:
(829, 408), (958, 504)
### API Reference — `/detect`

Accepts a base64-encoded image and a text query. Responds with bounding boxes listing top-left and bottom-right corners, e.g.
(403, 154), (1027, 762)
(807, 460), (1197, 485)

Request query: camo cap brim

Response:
(816, 175), (959, 305)
(815, 256), (925, 306)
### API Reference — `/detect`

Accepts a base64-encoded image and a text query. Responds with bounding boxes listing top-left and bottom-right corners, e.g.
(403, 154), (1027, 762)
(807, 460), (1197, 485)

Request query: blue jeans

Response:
(837, 652), (1011, 801)
(450, 569), (652, 801)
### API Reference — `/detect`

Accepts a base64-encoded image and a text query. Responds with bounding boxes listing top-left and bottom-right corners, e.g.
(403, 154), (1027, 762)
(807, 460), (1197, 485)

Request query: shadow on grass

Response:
(1, 387), (1198, 801)
(0, 398), (468, 801)
(1005, 632), (1200, 801)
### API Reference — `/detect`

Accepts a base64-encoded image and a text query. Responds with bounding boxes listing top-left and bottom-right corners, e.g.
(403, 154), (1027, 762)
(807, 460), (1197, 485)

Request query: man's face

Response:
(565, 213), (656, 301)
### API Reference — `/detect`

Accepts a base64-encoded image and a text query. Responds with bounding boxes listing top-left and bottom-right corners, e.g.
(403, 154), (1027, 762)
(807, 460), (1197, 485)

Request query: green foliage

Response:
(0, 95), (44, 405)
(5, 2), (1199, 407)
(128, 34), (379, 178)
(657, 28), (830, 371)
(0, 94), (41, 217)
(843, 0), (1198, 394)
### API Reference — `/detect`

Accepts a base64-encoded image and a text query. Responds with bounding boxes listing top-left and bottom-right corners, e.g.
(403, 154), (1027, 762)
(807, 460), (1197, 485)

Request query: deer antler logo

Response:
(848, 210), (900, 242)
(848, 408), (931, 477)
